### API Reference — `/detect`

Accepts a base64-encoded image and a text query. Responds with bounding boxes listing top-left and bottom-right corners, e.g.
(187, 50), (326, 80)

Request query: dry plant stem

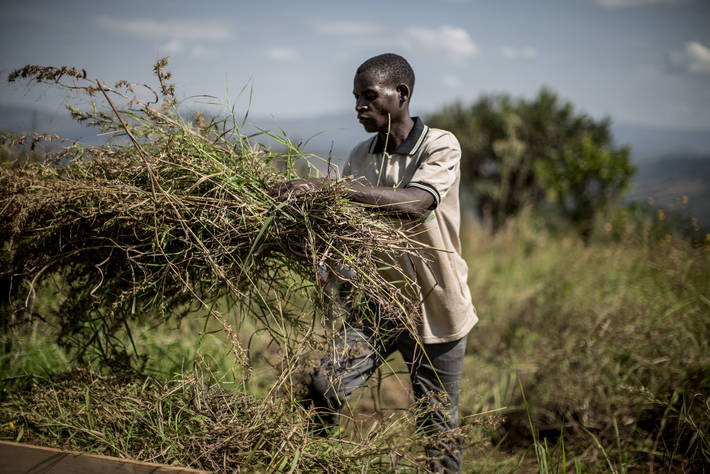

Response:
(97, 78), (273, 367)
(97, 80), (159, 196)
(0, 59), (455, 472)
(1, 59), (422, 369)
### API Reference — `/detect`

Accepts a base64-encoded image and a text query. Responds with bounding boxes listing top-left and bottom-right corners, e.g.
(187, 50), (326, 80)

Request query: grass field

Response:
(2, 204), (708, 472)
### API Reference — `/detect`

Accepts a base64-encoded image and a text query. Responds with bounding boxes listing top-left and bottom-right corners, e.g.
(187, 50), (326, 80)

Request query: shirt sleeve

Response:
(405, 131), (461, 209)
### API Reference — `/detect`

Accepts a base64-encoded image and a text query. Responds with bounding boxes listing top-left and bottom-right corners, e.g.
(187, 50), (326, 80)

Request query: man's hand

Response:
(270, 178), (434, 219)
(344, 182), (434, 219)
(270, 178), (326, 202)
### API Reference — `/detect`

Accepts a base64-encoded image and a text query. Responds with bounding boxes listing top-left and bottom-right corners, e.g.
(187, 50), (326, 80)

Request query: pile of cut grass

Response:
(0, 59), (421, 366)
(1, 307), (497, 472)
(0, 364), (488, 472)
(0, 59), (459, 471)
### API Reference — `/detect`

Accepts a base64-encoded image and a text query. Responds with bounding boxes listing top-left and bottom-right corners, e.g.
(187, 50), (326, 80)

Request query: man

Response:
(278, 53), (477, 472)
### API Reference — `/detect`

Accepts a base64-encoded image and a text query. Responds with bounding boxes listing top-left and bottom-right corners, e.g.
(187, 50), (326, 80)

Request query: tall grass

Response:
(4, 196), (707, 472)
(460, 208), (710, 471)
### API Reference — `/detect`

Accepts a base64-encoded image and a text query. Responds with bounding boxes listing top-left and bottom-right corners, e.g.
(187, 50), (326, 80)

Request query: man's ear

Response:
(396, 84), (411, 105)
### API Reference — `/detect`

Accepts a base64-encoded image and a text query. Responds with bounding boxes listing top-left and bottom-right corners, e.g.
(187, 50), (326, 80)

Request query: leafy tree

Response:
(427, 88), (635, 235)
(535, 133), (633, 236)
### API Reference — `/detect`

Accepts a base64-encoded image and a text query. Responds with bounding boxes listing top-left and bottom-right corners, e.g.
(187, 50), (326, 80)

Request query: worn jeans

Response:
(308, 308), (467, 473)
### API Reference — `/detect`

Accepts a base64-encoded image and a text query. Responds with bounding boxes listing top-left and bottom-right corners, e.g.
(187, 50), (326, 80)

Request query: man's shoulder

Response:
(421, 126), (461, 151)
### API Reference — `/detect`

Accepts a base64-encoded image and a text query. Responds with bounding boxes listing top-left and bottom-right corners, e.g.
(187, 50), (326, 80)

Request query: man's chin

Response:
(360, 122), (378, 134)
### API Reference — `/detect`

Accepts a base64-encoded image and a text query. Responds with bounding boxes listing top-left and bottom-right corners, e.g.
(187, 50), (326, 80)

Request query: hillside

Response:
(627, 153), (710, 225)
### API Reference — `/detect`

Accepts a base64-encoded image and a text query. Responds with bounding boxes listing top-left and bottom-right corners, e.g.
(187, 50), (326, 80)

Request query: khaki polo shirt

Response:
(342, 117), (478, 343)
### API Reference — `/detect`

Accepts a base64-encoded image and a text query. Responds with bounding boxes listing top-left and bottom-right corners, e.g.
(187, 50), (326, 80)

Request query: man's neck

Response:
(379, 115), (414, 154)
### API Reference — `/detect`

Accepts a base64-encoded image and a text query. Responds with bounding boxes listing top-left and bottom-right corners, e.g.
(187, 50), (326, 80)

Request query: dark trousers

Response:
(308, 311), (467, 472)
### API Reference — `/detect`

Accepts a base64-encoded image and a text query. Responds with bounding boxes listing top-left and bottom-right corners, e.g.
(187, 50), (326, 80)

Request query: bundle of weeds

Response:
(0, 366), (484, 472)
(0, 60), (421, 365)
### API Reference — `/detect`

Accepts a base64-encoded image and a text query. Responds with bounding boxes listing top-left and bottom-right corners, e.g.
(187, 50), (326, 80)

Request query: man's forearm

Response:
(272, 178), (435, 219)
(343, 182), (434, 219)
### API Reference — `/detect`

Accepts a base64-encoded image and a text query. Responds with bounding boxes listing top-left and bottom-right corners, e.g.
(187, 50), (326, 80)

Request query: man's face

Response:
(353, 70), (401, 134)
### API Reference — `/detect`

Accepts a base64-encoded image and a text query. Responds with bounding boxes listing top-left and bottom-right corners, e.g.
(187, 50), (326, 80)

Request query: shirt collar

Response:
(369, 116), (427, 156)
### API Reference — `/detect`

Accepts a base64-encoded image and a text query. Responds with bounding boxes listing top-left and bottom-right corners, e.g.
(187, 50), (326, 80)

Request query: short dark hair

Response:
(356, 53), (415, 92)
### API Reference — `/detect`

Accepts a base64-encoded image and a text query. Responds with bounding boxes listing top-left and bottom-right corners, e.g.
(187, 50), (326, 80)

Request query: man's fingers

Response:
(271, 180), (314, 202)
(288, 184), (310, 199)
(270, 178), (328, 202)
(268, 183), (287, 199)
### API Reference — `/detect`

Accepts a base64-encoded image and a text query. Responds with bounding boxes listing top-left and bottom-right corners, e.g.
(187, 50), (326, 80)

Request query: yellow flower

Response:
(657, 210), (665, 221)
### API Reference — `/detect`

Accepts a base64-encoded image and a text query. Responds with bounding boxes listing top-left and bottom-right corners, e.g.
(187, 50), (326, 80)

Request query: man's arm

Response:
(343, 181), (433, 219)
(272, 178), (434, 219)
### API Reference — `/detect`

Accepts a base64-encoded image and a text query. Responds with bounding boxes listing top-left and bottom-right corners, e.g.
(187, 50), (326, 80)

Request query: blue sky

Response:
(1, 0), (709, 129)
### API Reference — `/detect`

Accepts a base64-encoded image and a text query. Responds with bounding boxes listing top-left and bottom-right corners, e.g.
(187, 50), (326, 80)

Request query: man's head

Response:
(353, 53), (415, 134)
(356, 53), (415, 93)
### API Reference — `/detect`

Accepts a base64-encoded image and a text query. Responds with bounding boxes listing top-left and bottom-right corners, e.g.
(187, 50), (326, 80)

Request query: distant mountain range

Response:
(0, 104), (101, 143)
(626, 153), (710, 228)
(612, 123), (710, 161)
(3, 104), (710, 161)
(2, 104), (708, 222)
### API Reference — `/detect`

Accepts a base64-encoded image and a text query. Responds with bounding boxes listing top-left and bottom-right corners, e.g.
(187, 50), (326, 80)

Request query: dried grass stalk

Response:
(0, 59), (422, 364)
(1, 366), (487, 472)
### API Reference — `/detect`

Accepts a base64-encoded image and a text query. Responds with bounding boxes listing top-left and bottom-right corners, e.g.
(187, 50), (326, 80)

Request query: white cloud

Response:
(442, 75), (462, 88)
(404, 25), (478, 57)
(314, 20), (478, 60)
(685, 41), (710, 73)
(189, 45), (217, 60)
(160, 39), (184, 54)
(669, 41), (710, 74)
(267, 47), (301, 62)
(500, 46), (538, 60)
(592, 0), (684, 7)
(95, 15), (233, 41)
(158, 40), (216, 59)
(97, 16), (230, 60)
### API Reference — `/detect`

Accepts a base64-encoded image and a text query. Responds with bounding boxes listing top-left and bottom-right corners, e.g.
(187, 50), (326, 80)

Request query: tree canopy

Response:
(427, 88), (635, 235)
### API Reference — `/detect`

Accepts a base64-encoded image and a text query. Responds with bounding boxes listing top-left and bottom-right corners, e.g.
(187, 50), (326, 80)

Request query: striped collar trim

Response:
(368, 117), (429, 156)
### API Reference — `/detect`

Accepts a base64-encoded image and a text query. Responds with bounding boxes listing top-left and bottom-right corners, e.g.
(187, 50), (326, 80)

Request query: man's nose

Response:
(355, 97), (367, 111)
